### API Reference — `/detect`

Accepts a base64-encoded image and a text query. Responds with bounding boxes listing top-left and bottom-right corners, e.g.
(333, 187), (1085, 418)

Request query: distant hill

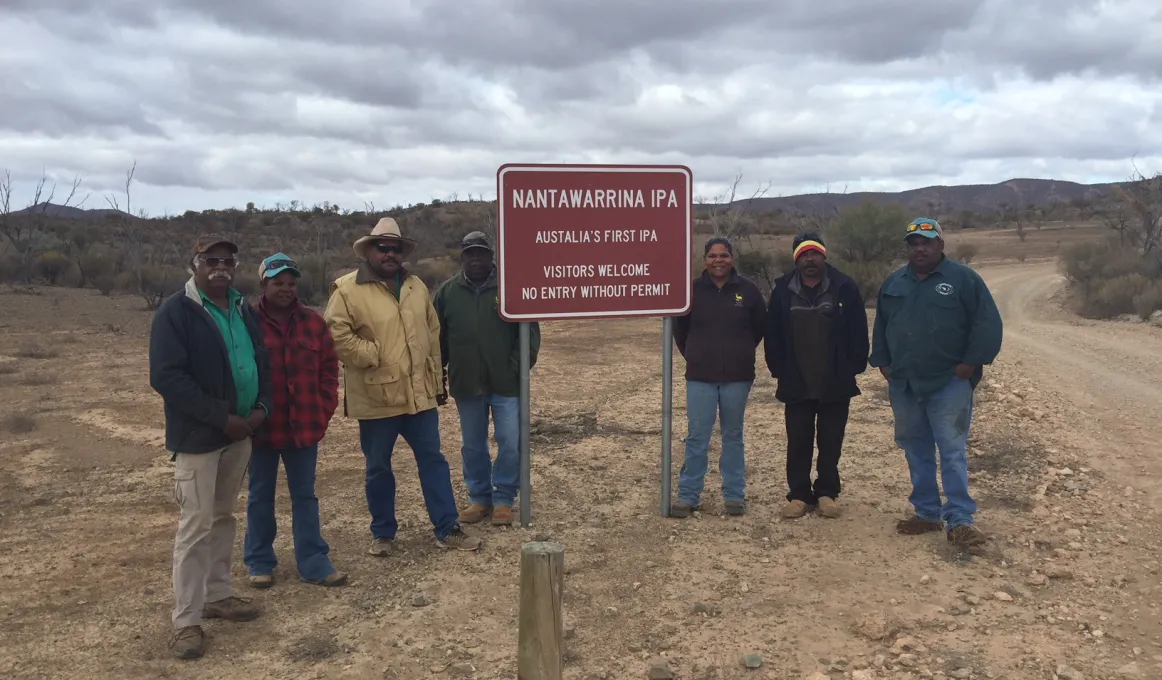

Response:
(8, 202), (135, 220)
(708, 178), (1120, 215)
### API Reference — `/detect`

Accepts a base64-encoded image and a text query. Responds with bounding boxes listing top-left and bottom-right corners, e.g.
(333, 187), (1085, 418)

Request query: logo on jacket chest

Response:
(935, 283), (954, 296)
(734, 292), (744, 307)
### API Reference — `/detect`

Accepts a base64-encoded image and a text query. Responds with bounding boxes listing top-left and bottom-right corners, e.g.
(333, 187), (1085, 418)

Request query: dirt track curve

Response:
(981, 261), (1162, 510)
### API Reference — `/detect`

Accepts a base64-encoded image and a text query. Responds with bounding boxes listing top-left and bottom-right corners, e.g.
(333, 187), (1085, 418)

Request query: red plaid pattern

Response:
(252, 298), (340, 449)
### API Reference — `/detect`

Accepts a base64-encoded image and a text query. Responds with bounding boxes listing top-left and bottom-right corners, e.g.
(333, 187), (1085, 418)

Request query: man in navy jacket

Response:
(765, 232), (869, 520)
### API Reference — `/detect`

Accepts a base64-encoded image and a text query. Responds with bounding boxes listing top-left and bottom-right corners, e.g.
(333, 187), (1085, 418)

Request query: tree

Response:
(826, 201), (910, 302)
(0, 169), (88, 281)
(1110, 163), (1162, 255)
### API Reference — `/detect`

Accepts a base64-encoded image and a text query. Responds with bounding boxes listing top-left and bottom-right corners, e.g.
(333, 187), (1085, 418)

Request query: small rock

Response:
(1056, 664), (1085, 680)
(1047, 567), (1074, 580)
(412, 593), (430, 607)
(852, 671), (874, 680)
(1028, 574), (1049, 586)
(920, 574), (931, 584)
(965, 594), (981, 606)
(448, 662), (475, 676)
(743, 652), (762, 668)
(993, 591), (1013, 602)
(647, 658), (674, 680)
(805, 674), (829, 680)
(1117, 661), (1143, 677)
(951, 669), (973, 679)
(854, 613), (892, 640)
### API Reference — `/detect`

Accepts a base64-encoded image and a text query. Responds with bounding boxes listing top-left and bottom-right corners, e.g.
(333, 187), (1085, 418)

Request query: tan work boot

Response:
(248, 574), (273, 589)
(896, 516), (943, 535)
(436, 527), (483, 551)
(203, 596), (259, 622)
(169, 625), (204, 660)
(458, 503), (492, 524)
(491, 505), (513, 526)
(781, 500), (810, 519)
(817, 497), (840, 518)
(947, 524), (987, 547)
(369, 537), (393, 557)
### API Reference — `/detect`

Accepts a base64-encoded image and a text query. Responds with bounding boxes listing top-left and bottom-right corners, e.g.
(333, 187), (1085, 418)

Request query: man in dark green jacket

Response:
(434, 231), (541, 526)
(870, 217), (1002, 549)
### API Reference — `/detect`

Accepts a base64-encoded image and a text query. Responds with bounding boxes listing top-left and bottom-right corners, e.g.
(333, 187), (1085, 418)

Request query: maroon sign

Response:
(496, 163), (693, 322)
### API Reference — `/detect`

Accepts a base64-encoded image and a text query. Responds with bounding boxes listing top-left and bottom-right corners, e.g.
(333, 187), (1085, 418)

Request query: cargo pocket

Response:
(424, 356), (439, 397)
(173, 466), (197, 510)
(365, 364), (407, 406)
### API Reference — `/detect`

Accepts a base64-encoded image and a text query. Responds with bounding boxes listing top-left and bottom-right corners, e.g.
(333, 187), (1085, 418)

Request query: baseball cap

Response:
(905, 218), (942, 240)
(258, 252), (301, 280)
(460, 231), (493, 252)
(194, 233), (239, 254)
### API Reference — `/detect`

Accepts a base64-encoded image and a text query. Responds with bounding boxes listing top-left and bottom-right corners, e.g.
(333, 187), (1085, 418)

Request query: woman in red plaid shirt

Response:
(243, 253), (347, 588)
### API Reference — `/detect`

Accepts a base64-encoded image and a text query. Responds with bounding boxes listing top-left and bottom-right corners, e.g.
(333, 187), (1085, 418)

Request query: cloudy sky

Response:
(1, 0), (1160, 215)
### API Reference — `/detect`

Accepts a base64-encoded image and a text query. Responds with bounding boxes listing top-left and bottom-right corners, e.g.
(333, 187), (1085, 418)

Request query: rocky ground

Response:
(0, 263), (1159, 680)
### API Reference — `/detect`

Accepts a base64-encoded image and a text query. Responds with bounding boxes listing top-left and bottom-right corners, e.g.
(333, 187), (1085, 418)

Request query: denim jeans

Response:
(455, 393), (520, 507)
(358, 409), (461, 541)
(889, 376), (977, 528)
(678, 380), (753, 506)
(243, 444), (336, 583)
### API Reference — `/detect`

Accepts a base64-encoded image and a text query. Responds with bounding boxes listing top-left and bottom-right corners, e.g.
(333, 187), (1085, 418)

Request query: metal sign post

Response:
(660, 317), (674, 517)
(519, 321), (532, 527)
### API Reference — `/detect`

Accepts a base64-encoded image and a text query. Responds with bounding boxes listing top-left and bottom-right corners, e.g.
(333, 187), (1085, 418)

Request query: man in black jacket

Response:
(149, 234), (273, 660)
(765, 232), (869, 519)
(671, 237), (766, 517)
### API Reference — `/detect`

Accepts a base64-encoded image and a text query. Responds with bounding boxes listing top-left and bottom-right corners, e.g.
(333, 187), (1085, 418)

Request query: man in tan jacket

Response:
(324, 218), (482, 555)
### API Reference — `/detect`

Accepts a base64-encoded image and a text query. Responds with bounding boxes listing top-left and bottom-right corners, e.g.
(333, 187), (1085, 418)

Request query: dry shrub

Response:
(413, 257), (460, 290)
(33, 251), (71, 285)
(1060, 240), (1162, 319)
(0, 363), (18, 375)
(3, 413), (36, 434)
(952, 243), (980, 263)
(840, 260), (896, 306)
(19, 372), (59, 386)
(1132, 281), (1162, 320)
(15, 345), (60, 359)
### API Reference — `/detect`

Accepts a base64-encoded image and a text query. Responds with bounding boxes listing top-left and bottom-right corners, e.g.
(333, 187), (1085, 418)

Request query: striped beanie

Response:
(792, 232), (826, 260)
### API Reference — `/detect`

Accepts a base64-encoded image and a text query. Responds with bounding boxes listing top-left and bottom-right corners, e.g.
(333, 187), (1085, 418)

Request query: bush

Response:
(1060, 239), (1162, 319)
(839, 260), (896, 305)
(1132, 281), (1162, 320)
(33, 251), (71, 285)
(826, 202), (910, 266)
(952, 243), (980, 263)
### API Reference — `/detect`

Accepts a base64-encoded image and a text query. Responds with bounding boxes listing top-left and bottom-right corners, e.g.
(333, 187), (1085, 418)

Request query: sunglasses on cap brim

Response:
(906, 222), (939, 233)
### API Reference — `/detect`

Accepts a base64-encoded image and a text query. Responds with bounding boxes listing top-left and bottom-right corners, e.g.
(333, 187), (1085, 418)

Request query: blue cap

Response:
(905, 217), (943, 240)
(258, 252), (301, 280)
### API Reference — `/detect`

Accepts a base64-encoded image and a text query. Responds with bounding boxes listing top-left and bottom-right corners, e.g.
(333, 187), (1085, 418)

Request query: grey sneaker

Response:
(436, 527), (483, 551)
(369, 537), (393, 557)
(203, 596), (259, 622)
(669, 502), (695, 518)
(724, 500), (746, 516)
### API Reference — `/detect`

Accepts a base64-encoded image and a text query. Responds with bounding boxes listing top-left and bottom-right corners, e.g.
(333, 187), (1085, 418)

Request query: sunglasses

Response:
(374, 243), (404, 254)
(199, 256), (237, 267)
(264, 258), (298, 271)
(906, 222), (939, 233)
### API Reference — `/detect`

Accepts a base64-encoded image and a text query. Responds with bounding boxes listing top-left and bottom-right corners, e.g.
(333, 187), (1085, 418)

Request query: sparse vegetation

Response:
(826, 201), (910, 304)
(19, 372), (59, 386)
(953, 243), (980, 263)
(1060, 168), (1162, 320)
(14, 345), (60, 360)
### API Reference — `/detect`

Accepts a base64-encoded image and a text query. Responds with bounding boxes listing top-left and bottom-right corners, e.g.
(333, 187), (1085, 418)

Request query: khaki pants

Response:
(171, 439), (251, 628)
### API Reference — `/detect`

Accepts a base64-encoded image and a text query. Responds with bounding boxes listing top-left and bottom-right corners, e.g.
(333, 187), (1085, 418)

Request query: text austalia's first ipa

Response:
(496, 164), (693, 322)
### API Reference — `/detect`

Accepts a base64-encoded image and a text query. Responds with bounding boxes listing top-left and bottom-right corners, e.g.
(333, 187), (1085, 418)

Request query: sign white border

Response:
(496, 164), (693, 321)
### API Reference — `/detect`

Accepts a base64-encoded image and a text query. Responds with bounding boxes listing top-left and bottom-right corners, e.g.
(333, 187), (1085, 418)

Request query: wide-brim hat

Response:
(353, 217), (418, 259)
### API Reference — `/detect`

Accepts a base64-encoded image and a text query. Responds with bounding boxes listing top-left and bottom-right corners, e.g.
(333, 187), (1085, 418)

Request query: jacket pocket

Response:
(365, 364), (407, 407)
(297, 336), (320, 371)
(423, 356), (439, 397)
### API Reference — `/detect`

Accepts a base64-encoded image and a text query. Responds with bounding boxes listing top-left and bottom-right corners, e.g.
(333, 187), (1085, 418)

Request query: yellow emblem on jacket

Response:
(734, 293), (743, 302)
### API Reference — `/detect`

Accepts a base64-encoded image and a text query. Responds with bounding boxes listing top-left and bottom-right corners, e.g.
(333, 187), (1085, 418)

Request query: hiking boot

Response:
(724, 500), (746, 516)
(491, 505), (514, 526)
(817, 497), (841, 518)
(669, 501), (695, 518)
(896, 516), (944, 535)
(437, 527), (483, 551)
(203, 596), (259, 622)
(169, 625), (204, 660)
(248, 574), (274, 589)
(458, 503), (492, 524)
(780, 500), (810, 519)
(368, 537), (393, 557)
(947, 524), (987, 547)
(305, 571), (348, 587)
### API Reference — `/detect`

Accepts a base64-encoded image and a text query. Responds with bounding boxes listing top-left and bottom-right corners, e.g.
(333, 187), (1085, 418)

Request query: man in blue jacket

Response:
(869, 218), (1003, 548)
(764, 233), (868, 520)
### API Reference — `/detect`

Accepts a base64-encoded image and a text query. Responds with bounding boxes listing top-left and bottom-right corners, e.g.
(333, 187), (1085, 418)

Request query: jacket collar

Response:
(257, 294), (305, 321)
(697, 267), (740, 288)
(455, 266), (497, 291)
(184, 276), (243, 310)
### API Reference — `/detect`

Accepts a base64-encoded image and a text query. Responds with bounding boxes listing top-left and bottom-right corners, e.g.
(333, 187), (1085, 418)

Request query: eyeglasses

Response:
(374, 243), (404, 254)
(199, 256), (237, 268)
(906, 222), (939, 233)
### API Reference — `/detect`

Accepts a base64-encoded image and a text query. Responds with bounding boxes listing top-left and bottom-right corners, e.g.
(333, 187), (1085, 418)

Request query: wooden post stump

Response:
(518, 541), (564, 680)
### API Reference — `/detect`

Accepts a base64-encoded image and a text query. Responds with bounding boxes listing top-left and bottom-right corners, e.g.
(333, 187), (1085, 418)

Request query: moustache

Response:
(209, 271), (233, 280)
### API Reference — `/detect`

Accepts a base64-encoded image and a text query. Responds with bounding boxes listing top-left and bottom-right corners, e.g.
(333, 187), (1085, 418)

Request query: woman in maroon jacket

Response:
(243, 253), (346, 588)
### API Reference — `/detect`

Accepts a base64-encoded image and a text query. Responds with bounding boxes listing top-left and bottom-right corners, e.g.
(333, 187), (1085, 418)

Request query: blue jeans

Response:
(243, 444), (336, 583)
(358, 409), (461, 541)
(455, 393), (520, 507)
(678, 380), (752, 506)
(889, 376), (977, 528)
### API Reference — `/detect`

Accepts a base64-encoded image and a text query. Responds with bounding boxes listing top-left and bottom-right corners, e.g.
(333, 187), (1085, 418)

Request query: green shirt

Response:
(869, 256), (1003, 398)
(199, 287), (260, 417)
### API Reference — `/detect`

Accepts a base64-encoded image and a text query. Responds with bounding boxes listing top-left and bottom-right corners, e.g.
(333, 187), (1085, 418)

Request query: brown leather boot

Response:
(458, 503), (492, 524)
(491, 505), (513, 525)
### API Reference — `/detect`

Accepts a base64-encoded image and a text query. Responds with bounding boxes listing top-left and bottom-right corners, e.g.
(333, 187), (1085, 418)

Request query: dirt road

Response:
(1, 273), (1160, 680)
(981, 261), (1162, 510)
